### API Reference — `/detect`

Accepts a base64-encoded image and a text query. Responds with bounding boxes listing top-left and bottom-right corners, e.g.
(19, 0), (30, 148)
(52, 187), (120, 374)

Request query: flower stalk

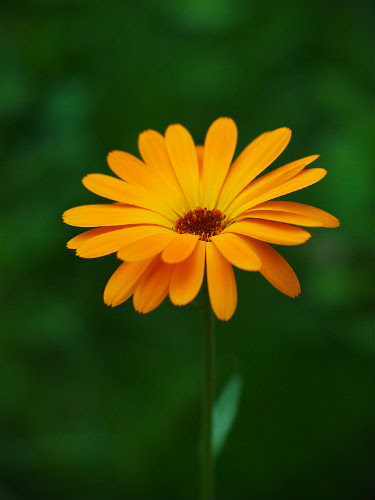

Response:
(201, 280), (215, 500)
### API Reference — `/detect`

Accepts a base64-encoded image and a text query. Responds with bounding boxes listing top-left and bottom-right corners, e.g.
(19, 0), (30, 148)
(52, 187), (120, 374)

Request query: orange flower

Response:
(63, 118), (339, 320)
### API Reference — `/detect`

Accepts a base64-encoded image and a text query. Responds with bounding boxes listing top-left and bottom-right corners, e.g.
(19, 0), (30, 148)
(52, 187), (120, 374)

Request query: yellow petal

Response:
(202, 118), (237, 209)
(133, 257), (173, 314)
(224, 155), (319, 215)
(82, 174), (138, 202)
(211, 233), (261, 271)
(206, 242), (237, 321)
(196, 145), (204, 172)
(196, 145), (204, 202)
(224, 220), (311, 246)
(161, 233), (199, 264)
(245, 238), (301, 297)
(66, 227), (124, 249)
(117, 232), (178, 261)
(76, 225), (172, 258)
(104, 259), (154, 307)
(169, 240), (206, 306)
(82, 174), (177, 219)
(238, 210), (323, 227)
(218, 127), (292, 211)
(165, 124), (200, 209)
(138, 129), (188, 214)
(230, 168), (327, 219)
(107, 150), (187, 217)
(107, 150), (148, 185)
(249, 201), (340, 228)
(63, 204), (173, 228)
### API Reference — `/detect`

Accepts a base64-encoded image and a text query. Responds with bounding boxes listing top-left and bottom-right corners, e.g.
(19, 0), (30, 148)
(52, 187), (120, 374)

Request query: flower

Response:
(63, 118), (339, 320)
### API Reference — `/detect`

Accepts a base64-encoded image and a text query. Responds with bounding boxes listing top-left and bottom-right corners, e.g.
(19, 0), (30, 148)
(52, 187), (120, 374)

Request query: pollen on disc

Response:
(175, 207), (225, 242)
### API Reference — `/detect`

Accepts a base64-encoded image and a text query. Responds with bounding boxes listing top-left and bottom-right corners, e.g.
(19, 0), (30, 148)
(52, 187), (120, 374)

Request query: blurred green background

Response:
(1, 0), (373, 499)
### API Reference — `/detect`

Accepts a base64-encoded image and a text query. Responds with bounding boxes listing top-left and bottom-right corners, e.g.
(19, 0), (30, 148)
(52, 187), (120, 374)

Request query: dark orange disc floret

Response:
(175, 207), (225, 242)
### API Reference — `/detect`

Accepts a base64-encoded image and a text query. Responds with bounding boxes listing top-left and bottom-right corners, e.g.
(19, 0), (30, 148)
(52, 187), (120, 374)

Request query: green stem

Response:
(201, 281), (215, 500)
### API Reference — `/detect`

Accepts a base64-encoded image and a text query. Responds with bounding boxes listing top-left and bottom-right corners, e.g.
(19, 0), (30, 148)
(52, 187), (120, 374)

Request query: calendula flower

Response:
(63, 118), (339, 320)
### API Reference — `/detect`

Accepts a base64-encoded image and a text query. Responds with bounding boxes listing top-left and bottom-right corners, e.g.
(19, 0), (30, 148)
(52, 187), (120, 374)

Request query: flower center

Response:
(175, 207), (225, 241)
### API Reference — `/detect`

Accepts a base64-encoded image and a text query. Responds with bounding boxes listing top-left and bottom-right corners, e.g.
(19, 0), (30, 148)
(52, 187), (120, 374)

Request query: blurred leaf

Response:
(213, 373), (243, 457)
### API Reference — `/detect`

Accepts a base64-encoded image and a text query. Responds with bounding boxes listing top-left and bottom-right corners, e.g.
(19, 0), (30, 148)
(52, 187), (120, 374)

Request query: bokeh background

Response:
(1, 0), (373, 499)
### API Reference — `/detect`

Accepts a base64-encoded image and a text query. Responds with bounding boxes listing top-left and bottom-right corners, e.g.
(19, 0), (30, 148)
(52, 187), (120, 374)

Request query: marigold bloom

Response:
(63, 118), (339, 320)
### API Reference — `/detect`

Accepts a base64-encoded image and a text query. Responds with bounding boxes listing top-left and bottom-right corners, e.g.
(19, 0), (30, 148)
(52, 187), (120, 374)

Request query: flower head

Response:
(63, 118), (339, 320)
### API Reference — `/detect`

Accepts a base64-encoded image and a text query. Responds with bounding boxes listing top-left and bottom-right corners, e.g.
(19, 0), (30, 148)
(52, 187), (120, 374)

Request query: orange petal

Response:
(196, 145), (204, 172)
(238, 210), (323, 227)
(224, 155), (318, 215)
(245, 238), (301, 297)
(82, 174), (177, 219)
(76, 225), (172, 258)
(206, 242), (237, 321)
(218, 127), (292, 211)
(138, 129), (188, 214)
(63, 204), (173, 228)
(133, 257), (174, 314)
(230, 168), (327, 219)
(117, 232), (178, 261)
(165, 124), (200, 209)
(107, 150), (148, 185)
(161, 233), (199, 264)
(66, 226), (126, 249)
(196, 145), (204, 201)
(202, 118), (237, 209)
(82, 174), (139, 202)
(211, 233), (261, 271)
(104, 259), (154, 307)
(249, 201), (340, 228)
(169, 240), (206, 306)
(107, 150), (186, 218)
(224, 220), (311, 246)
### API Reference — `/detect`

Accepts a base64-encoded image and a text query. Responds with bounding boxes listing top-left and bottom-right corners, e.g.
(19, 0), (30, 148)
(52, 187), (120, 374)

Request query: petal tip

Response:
(81, 174), (91, 189)
(169, 297), (186, 307)
(211, 116), (237, 128)
(106, 151), (117, 163)
(75, 247), (93, 259)
(62, 212), (76, 227)
(104, 296), (120, 308)
(327, 216), (340, 228)
(274, 126), (292, 138)
(165, 123), (181, 134)
(62, 210), (78, 227)
(133, 305), (146, 315)
(216, 310), (235, 321)
(161, 254), (175, 264)
(138, 128), (157, 140)
(284, 285), (301, 298)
